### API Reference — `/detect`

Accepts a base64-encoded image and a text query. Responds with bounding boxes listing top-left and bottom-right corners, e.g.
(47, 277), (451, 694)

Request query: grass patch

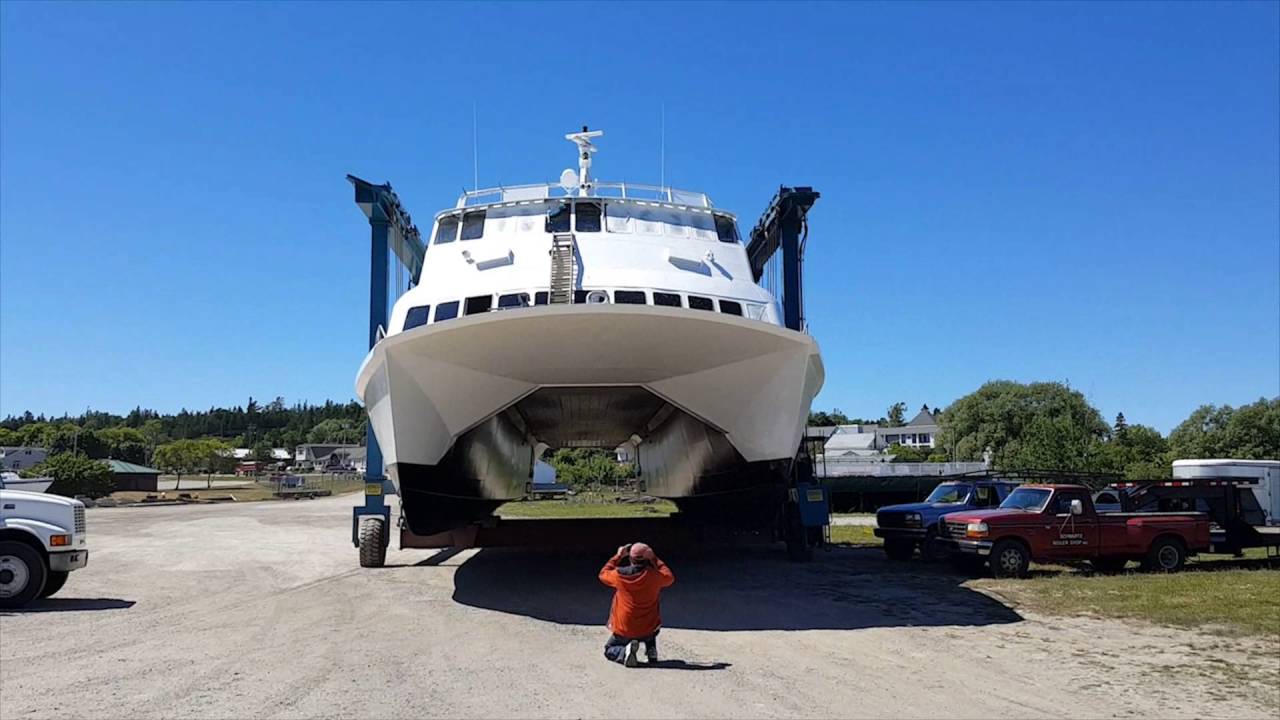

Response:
(828, 525), (882, 546)
(108, 476), (365, 504)
(497, 494), (678, 519)
(978, 567), (1280, 637)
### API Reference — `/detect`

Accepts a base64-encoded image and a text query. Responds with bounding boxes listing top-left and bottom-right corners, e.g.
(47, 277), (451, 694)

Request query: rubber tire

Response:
(989, 539), (1030, 579)
(358, 517), (387, 568)
(950, 555), (987, 576)
(921, 532), (949, 563)
(884, 539), (915, 561)
(1090, 557), (1128, 574)
(784, 506), (812, 562)
(1142, 537), (1186, 573)
(39, 570), (69, 599)
(0, 541), (47, 609)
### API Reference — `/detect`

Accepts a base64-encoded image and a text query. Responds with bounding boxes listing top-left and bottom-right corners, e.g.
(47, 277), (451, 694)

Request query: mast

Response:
(564, 126), (603, 197)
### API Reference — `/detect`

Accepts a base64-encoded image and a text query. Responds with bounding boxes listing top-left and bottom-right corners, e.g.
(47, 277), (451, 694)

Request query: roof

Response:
(102, 459), (161, 475)
(907, 407), (937, 427)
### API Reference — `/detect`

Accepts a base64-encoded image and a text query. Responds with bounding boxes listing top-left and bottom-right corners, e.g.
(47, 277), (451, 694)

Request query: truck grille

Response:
(74, 505), (86, 535)
(945, 520), (967, 539)
(877, 513), (906, 529)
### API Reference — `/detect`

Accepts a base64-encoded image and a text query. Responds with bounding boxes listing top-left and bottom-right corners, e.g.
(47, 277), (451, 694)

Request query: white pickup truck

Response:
(0, 484), (89, 608)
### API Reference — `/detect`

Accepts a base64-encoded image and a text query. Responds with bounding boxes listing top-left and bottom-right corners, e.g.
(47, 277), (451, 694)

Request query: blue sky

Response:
(1, 2), (1277, 433)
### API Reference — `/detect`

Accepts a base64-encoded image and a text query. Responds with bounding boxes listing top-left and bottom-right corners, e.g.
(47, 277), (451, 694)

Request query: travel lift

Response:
(347, 176), (829, 565)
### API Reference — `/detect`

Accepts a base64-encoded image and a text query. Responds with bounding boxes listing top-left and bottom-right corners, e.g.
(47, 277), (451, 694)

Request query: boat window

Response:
(714, 215), (739, 243)
(404, 305), (431, 331)
(434, 301), (459, 322)
(434, 216), (459, 244)
(606, 205), (632, 233)
(662, 209), (689, 238)
(719, 300), (743, 316)
(546, 203), (571, 233)
(688, 295), (714, 311)
(573, 290), (588, 304)
(576, 202), (602, 232)
(460, 211), (486, 241)
(534, 291), (549, 305)
(498, 293), (530, 309)
(464, 295), (493, 315)
(653, 292), (682, 307)
(615, 290), (646, 305)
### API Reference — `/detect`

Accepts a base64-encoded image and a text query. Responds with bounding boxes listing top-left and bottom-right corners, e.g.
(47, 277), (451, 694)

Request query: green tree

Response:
(885, 402), (907, 428)
(252, 442), (276, 464)
(99, 427), (148, 463)
(887, 443), (929, 463)
(0, 427), (21, 446)
(28, 453), (116, 499)
(153, 439), (206, 489)
(306, 418), (363, 444)
(939, 381), (1111, 472)
(1168, 398), (1279, 460)
(545, 448), (626, 491)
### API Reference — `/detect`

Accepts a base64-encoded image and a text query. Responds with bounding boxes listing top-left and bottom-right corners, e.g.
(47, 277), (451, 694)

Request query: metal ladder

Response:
(549, 233), (576, 304)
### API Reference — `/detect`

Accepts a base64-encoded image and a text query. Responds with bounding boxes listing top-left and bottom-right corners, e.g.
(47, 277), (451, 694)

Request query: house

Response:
(822, 425), (880, 458)
(316, 446), (367, 474)
(875, 406), (940, 450)
(102, 459), (162, 492)
(0, 446), (48, 471)
(295, 444), (361, 471)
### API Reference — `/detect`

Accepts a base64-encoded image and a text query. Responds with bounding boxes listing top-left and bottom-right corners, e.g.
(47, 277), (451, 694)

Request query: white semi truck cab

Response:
(0, 486), (89, 608)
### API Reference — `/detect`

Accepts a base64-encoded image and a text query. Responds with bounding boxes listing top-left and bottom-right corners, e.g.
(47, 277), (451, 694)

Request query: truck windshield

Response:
(925, 484), (969, 504)
(1000, 488), (1052, 512)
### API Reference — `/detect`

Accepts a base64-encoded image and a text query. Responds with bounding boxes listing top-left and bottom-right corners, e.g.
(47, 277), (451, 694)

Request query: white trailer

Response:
(1173, 459), (1280, 528)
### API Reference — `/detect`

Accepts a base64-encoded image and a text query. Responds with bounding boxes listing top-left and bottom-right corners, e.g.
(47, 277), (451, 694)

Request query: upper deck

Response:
(452, 181), (715, 212)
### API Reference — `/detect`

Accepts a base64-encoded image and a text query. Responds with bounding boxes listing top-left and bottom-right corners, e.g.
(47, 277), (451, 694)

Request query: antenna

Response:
(472, 102), (479, 192)
(660, 102), (665, 189)
(564, 125), (603, 196)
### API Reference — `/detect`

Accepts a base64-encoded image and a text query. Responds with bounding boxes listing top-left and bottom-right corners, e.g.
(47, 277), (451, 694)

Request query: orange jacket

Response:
(598, 551), (675, 639)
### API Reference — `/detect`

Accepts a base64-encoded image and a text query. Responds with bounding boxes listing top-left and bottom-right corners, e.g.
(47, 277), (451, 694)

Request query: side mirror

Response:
(1070, 499), (1084, 515)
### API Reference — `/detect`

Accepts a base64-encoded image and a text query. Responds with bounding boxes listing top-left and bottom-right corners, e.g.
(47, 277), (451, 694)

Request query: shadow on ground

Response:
(1, 598), (135, 615)
(451, 546), (1022, 631)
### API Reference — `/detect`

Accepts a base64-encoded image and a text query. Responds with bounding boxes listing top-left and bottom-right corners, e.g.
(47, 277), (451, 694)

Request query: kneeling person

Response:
(598, 542), (675, 667)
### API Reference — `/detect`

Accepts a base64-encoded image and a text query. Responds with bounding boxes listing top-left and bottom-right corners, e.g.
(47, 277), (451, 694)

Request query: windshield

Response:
(1000, 488), (1052, 512)
(925, 483), (970, 504)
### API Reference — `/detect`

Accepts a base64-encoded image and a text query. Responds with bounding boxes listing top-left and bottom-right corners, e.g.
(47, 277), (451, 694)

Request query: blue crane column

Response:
(745, 186), (825, 560)
(348, 175), (425, 551)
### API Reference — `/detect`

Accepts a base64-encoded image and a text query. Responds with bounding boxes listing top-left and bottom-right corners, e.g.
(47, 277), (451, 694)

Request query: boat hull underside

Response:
(360, 306), (823, 536)
(390, 387), (794, 535)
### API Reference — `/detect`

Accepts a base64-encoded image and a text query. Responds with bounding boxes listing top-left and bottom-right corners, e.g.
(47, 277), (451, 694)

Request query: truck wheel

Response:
(358, 517), (387, 568)
(40, 570), (69, 599)
(1091, 557), (1128, 574)
(1142, 537), (1185, 572)
(921, 533), (948, 563)
(883, 539), (915, 561)
(0, 541), (47, 609)
(989, 539), (1030, 579)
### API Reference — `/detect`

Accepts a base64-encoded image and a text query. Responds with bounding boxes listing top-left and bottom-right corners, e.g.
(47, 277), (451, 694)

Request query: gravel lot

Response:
(1, 496), (1274, 719)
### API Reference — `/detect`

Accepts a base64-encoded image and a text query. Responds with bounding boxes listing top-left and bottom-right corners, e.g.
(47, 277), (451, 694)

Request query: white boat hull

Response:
(356, 304), (823, 534)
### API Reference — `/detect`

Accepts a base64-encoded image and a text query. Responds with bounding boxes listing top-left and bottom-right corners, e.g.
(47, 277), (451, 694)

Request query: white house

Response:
(875, 406), (940, 450)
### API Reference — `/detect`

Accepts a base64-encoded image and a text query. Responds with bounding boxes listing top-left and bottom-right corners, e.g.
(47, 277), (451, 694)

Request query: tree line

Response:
(0, 397), (368, 466)
(811, 383), (1279, 479)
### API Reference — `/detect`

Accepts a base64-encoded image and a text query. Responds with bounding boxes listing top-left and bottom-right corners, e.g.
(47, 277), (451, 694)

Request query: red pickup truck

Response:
(942, 484), (1211, 578)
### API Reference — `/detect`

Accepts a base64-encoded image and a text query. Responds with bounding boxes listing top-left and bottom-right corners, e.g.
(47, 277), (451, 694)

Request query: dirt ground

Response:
(1, 495), (1276, 719)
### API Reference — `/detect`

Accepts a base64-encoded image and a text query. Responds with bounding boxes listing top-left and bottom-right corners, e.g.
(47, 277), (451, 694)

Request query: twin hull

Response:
(356, 305), (824, 535)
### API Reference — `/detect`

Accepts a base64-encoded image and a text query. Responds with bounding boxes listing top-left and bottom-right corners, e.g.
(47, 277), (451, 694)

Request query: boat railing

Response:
(456, 181), (712, 209)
